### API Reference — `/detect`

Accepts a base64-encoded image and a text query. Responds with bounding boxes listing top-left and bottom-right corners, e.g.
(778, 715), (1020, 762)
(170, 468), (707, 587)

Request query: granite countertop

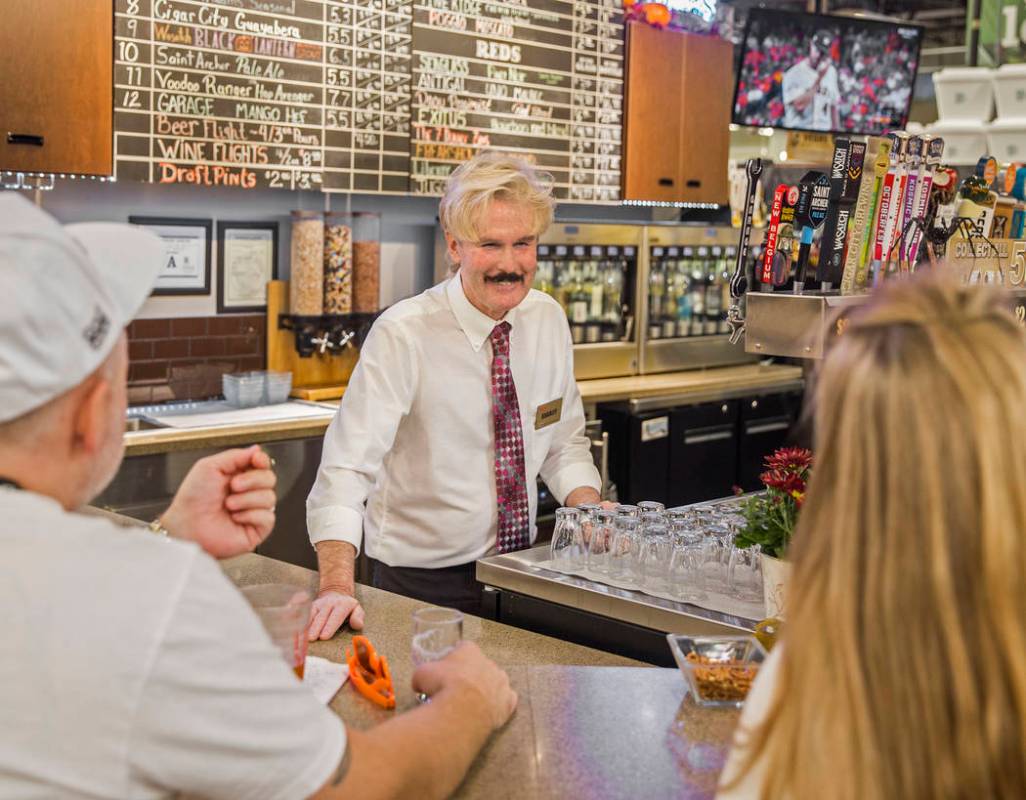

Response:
(124, 364), (803, 456)
(222, 553), (741, 799)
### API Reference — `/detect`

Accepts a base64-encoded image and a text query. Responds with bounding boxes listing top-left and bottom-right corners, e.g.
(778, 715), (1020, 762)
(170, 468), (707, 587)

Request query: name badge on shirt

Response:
(534, 398), (563, 430)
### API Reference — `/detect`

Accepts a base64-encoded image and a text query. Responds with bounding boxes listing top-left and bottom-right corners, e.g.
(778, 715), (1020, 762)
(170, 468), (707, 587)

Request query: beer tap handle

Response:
(727, 158), (764, 344)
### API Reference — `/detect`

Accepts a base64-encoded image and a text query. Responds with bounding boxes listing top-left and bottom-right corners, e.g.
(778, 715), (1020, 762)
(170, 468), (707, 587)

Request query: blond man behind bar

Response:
(307, 152), (602, 637)
(718, 274), (1026, 798)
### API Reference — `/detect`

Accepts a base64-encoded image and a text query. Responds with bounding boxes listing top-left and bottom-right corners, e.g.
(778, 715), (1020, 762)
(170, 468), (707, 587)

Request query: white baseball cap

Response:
(0, 192), (162, 423)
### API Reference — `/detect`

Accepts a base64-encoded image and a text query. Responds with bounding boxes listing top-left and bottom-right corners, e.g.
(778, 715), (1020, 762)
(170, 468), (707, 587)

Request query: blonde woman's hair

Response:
(731, 273), (1026, 799)
(438, 151), (555, 242)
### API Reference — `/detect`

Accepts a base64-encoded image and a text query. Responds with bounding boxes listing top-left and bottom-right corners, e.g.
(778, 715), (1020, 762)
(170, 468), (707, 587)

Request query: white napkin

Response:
(304, 656), (350, 704)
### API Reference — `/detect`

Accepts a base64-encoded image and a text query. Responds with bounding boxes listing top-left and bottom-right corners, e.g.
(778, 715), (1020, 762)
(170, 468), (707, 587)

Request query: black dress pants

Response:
(368, 558), (483, 616)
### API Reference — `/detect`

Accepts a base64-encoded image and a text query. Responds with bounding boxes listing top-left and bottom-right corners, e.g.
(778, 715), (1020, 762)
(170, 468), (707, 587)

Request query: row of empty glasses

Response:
(549, 500), (763, 605)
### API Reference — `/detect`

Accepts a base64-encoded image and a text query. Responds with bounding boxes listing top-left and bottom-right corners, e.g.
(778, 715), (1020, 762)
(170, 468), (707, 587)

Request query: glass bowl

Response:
(666, 634), (767, 708)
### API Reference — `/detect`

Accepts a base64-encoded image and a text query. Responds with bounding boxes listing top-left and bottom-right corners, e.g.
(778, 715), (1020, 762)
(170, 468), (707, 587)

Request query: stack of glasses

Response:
(549, 500), (763, 606)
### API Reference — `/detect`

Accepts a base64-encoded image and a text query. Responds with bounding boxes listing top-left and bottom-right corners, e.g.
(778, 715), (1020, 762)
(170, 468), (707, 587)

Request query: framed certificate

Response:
(128, 216), (212, 296)
(216, 221), (279, 313)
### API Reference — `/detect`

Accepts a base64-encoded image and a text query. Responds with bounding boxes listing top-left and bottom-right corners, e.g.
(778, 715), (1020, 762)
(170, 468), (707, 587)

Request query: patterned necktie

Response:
(490, 322), (530, 553)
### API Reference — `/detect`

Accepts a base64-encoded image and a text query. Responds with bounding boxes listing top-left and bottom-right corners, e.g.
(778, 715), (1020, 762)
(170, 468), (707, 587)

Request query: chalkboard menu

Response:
(113, 0), (622, 199)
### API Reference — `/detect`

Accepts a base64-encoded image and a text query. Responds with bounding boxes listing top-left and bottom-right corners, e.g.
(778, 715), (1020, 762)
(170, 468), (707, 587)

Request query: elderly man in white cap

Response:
(0, 193), (516, 799)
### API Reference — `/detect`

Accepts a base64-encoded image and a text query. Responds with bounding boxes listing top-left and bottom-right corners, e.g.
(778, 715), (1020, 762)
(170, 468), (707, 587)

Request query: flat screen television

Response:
(732, 10), (924, 136)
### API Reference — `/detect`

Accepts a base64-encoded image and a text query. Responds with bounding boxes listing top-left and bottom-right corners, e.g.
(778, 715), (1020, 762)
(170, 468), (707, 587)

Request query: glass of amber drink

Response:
(240, 583), (314, 679)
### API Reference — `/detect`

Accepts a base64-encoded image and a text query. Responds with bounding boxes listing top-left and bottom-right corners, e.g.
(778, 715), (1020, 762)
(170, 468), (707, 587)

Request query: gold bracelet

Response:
(148, 517), (170, 538)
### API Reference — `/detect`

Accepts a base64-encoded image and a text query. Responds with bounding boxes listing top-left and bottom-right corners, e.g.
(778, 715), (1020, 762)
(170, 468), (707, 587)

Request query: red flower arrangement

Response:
(734, 446), (813, 559)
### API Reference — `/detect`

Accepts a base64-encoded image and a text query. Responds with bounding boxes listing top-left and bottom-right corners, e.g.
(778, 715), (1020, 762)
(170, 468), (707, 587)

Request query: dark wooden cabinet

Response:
(622, 22), (732, 205)
(0, 0), (112, 175)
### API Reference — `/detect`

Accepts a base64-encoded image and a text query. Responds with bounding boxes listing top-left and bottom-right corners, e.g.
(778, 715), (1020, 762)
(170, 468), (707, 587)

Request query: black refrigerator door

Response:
(667, 401), (739, 507)
(737, 392), (803, 492)
(599, 405), (671, 505)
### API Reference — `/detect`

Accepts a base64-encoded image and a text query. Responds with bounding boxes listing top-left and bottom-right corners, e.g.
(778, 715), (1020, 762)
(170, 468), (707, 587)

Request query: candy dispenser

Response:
(323, 212), (353, 315)
(289, 210), (324, 317)
(352, 212), (381, 313)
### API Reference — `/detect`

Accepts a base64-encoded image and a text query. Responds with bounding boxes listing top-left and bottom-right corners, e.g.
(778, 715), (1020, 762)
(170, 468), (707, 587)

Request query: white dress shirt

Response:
(307, 273), (600, 569)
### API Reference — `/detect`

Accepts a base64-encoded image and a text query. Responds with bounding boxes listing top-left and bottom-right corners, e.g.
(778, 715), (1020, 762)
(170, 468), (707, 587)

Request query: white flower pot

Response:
(761, 553), (791, 620)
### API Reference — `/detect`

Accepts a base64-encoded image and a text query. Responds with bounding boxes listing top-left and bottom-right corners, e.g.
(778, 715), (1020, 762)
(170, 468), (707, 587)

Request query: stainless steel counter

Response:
(477, 545), (757, 644)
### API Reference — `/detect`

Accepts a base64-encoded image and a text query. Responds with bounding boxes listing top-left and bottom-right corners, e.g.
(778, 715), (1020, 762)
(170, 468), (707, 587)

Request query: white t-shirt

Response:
(782, 60), (840, 131)
(0, 487), (346, 799)
(307, 274), (601, 568)
(715, 646), (782, 799)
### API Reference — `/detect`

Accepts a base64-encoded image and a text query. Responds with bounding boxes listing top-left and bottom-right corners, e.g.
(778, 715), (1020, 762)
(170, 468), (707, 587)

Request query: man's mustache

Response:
(484, 272), (524, 284)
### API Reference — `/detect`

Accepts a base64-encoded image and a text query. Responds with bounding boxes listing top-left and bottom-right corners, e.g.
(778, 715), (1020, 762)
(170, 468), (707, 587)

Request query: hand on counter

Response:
(310, 541), (364, 640)
(308, 589), (365, 641)
(412, 642), (518, 729)
(161, 445), (277, 559)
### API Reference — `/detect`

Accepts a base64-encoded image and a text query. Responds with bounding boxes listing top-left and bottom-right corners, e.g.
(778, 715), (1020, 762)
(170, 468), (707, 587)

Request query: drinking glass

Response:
(665, 508), (691, 531)
(587, 509), (616, 574)
(550, 507), (585, 570)
(240, 583), (314, 680)
(608, 514), (641, 583)
(669, 532), (709, 603)
(615, 504), (641, 519)
(637, 500), (666, 515)
(576, 504), (599, 561)
(727, 544), (763, 604)
(411, 606), (464, 703)
(693, 512), (730, 593)
(640, 521), (672, 593)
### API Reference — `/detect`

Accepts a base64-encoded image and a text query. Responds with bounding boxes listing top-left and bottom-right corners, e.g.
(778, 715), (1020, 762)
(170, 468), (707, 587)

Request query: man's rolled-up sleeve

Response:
(306, 318), (417, 551)
(538, 330), (601, 504)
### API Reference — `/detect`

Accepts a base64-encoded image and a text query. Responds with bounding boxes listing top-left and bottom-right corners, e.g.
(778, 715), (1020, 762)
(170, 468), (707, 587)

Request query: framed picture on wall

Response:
(216, 221), (279, 313)
(128, 216), (212, 296)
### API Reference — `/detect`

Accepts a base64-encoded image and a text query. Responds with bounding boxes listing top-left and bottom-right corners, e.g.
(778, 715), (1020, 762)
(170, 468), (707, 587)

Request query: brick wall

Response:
(126, 314), (266, 405)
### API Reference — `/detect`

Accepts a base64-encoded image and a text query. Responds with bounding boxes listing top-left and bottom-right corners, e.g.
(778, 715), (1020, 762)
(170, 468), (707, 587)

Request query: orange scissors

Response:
(346, 635), (395, 710)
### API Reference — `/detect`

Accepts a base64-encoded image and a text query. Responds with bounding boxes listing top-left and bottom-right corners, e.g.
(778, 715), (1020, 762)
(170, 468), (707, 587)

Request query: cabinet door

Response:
(667, 401), (738, 506)
(737, 393), (803, 492)
(622, 22), (684, 203)
(599, 405), (672, 505)
(0, 0), (112, 175)
(622, 23), (731, 204)
(678, 33), (732, 205)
